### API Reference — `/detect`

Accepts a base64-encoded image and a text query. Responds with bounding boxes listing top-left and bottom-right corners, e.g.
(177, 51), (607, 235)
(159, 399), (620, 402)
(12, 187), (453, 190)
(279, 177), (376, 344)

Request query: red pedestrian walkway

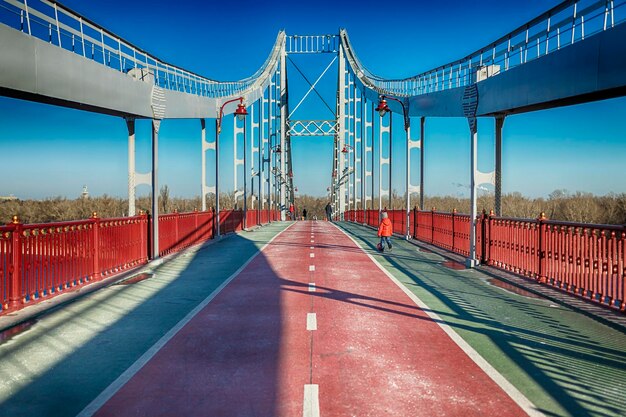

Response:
(85, 221), (535, 417)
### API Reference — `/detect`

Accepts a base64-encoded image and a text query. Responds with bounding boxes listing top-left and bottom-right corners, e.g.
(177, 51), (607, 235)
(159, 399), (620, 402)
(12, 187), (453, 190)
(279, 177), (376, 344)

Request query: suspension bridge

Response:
(1, 0), (626, 416)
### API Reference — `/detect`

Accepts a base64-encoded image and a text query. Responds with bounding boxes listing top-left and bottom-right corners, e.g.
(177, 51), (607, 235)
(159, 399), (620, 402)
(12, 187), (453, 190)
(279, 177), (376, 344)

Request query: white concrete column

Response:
(215, 118), (221, 237)
(419, 117), (425, 210)
(405, 124), (411, 239)
(151, 119), (160, 259)
(495, 115), (505, 216)
(268, 74), (275, 216)
(371, 103), (375, 211)
(337, 44), (346, 219)
(201, 118), (207, 211)
(243, 116), (247, 228)
(260, 93), (267, 210)
(467, 117), (478, 267)
(279, 43), (287, 220)
(378, 112), (382, 214)
(126, 118), (136, 216)
(360, 94), (366, 218)
(388, 115), (393, 210)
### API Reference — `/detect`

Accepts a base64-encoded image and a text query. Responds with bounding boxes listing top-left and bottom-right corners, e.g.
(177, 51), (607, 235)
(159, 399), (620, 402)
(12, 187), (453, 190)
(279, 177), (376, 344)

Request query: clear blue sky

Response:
(1, 0), (625, 201)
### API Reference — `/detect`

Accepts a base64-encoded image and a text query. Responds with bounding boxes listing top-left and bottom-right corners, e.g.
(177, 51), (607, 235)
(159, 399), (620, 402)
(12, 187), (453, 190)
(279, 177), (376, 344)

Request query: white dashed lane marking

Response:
(306, 313), (317, 331)
(303, 384), (320, 417)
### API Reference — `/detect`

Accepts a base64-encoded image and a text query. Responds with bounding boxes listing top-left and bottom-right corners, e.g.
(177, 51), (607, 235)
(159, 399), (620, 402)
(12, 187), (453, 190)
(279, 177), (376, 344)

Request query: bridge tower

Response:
(284, 35), (348, 219)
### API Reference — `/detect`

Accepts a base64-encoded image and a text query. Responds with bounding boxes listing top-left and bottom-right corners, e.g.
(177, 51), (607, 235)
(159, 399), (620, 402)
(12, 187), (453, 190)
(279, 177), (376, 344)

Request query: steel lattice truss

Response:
(287, 120), (338, 136)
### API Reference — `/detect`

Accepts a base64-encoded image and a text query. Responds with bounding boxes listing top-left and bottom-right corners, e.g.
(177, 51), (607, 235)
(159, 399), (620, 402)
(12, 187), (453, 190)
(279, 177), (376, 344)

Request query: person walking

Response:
(289, 203), (295, 220)
(302, 208), (307, 220)
(377, 211), (393, 252)
(325, 203), (332, 221)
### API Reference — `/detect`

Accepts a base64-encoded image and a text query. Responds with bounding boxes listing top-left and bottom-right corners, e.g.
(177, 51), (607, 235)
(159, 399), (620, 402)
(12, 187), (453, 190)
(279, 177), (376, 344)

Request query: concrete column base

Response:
(465, 258), (479, 268)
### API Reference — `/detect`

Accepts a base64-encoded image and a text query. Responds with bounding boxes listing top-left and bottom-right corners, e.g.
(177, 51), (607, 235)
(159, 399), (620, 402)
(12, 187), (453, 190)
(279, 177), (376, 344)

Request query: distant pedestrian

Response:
(302, 208), (307, 220)
(377, 211), (393, 252)
(289, 203), (295, 220)
(325, 203), (332, 221)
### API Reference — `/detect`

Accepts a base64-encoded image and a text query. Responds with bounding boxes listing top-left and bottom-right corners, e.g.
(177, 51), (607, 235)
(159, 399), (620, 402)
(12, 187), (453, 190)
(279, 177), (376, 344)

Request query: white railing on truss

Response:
(0, 0), (284, 98)
(341, 0), (626, 97)
(286, 34), (339, 54)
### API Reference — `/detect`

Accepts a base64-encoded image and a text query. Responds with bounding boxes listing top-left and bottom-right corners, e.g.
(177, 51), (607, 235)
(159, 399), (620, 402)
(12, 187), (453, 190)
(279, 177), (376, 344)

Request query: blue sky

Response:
(1, 0), (625, 200)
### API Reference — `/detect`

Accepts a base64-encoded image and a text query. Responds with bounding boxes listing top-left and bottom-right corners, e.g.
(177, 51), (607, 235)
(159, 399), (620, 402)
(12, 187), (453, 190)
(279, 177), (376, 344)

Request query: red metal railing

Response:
(366, 210), (378, 227)
(345, 209), (626, 312)
(0, 214), (148, 315)
(346, 210), (406, 234)
(246, 210), (257, 228)
(0, 208), (278, 316)
(99, 215), (147, 276)
(386, 210), (405, 235)
(159, 211), (214, 257)
(219, 210), (244, 234)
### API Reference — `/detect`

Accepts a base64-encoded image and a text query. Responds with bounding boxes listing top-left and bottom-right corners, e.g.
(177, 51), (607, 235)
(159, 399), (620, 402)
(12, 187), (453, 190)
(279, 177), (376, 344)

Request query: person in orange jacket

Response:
(377, 211), (393, 252)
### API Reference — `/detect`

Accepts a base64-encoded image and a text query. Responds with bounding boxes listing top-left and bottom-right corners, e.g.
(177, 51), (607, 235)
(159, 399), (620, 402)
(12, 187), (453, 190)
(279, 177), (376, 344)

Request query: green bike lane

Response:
(339, 221), (626, 417)
(0, 222), (290, 417)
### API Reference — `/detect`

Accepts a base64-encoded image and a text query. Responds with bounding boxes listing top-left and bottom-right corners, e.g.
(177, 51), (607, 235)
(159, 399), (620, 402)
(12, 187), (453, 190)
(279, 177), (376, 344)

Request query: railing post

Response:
(174, 209), (179, 251)
(194, 209), (199, 244)
(91, 212), (101, 281)
(452, 208), (457, 252)
(618, 226), (626, 311)
(431, 207), (435, 244)
(139, 211), (147, 262)
(486, 209), (494, 265)
(146, 210), (152, 260)
(9, 216), (22, 311)
(211, 207), (216, 239)
(413, 206), (417, 239)
(480, 209), (488, 264)
(538, 212), (547, 282)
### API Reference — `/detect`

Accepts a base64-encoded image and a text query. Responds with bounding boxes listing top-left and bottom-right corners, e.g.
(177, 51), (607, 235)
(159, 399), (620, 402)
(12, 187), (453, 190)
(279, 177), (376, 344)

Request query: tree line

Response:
(2, 188), (625, 226)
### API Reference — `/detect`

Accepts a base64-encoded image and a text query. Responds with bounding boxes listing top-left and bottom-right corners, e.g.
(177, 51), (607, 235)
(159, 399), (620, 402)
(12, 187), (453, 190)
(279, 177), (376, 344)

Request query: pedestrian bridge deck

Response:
(0, 221), (624, 417)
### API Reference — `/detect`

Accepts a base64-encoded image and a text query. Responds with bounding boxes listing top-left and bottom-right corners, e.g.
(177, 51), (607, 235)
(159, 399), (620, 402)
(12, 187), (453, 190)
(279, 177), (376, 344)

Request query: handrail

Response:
(341, 0), (626, 98)
(0, 0), (284, 99)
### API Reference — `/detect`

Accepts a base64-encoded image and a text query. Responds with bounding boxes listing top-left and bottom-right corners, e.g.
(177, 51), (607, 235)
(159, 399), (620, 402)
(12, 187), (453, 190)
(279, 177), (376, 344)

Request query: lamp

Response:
(376, 97), (390, 117)
(217, 97), (247, 134)
(235, 101), (248, 120)
(377, 95), (409, 131)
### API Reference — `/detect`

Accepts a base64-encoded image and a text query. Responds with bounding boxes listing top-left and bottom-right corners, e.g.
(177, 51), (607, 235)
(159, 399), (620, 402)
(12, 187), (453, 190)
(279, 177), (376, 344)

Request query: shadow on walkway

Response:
(338, 221), (626, 417)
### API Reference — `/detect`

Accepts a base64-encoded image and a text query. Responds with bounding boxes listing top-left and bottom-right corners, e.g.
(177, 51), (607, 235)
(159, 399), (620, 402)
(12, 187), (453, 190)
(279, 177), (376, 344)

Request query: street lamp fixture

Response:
(341, 143), (355, 154)
(376, 97), (390, 117)
(376, 95), (409, 130)
(217, 97), (247, 134)
(235, 101), (248, 120)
